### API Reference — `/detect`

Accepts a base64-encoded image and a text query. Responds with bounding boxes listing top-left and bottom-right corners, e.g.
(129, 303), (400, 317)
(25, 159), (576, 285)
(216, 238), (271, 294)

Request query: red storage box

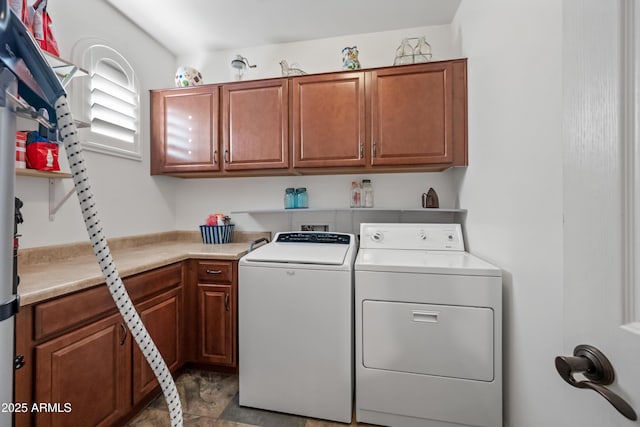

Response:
(26, 141), (60, 171)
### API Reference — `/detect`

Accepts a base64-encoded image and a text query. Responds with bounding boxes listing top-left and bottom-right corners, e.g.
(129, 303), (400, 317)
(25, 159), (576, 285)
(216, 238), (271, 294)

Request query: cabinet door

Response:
(197, 283), (234, 365)
(132, 287), (182, 404)
(222, 80), (289, 170)
(292, 72), (366, 168)
(150, 86), (220, 174)
(34, 313), (130, 427)
(370, 62), (462, 166)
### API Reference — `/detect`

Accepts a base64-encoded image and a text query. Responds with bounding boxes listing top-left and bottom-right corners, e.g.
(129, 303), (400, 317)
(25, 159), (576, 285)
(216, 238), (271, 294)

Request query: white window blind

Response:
(91, 61), (137, 143)
(71, 39), (142, 160)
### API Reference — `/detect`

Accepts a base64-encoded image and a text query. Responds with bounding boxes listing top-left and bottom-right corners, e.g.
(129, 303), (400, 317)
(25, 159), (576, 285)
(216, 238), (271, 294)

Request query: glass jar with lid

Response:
(295, 187), (308, 208)
(284, 188), (296, 209)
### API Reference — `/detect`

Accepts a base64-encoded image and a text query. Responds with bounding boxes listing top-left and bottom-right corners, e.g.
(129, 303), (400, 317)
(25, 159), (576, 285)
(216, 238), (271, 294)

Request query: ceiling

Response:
(104, 0), (462, 56)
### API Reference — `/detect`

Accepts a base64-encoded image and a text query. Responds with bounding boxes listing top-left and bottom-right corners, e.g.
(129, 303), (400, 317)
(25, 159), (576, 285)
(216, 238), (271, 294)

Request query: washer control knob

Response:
(371, 231), (384, 242)
(448, 234), (454, 241)
(418, 230), (427, 240)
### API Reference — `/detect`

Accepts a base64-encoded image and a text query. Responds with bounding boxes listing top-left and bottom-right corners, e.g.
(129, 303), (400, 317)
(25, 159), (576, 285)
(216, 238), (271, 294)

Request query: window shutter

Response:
(71, 39), (142, 160)
(91, 61), (137, 144)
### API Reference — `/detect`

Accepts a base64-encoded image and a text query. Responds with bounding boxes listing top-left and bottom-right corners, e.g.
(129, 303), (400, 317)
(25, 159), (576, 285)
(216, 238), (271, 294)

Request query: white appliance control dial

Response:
(371, 231), (384, 242)
(418, 230), (427, 240)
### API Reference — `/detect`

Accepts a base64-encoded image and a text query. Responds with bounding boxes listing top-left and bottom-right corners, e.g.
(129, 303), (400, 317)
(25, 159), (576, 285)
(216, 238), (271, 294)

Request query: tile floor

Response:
(126, 369), (377, 427)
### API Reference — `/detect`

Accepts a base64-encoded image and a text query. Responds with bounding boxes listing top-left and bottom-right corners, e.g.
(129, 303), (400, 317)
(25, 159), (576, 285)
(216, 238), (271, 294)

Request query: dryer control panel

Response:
(359, 223), (464, 251)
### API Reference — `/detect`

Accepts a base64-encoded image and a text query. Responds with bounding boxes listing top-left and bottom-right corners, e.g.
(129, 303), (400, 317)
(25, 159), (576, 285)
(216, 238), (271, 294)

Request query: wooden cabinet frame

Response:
(291, 72), (367, 168)
(222, 79), (289, 171)
(150, 59), (468, 177)
(131, 287), (183, 404)
(15, 263), (186, 427)
(150, 86), (220, 174)
(34, 313), (131, 427)
(14, 259), (240, 426)
(191, 259), (238, 367)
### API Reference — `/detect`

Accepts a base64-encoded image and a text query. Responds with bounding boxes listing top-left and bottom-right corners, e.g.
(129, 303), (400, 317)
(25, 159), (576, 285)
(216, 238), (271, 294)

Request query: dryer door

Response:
(362, 301), (494, 381)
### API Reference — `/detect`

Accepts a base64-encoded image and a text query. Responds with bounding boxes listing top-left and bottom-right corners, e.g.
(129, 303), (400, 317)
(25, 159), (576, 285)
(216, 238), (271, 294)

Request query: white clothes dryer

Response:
(355, 223), (502, 427)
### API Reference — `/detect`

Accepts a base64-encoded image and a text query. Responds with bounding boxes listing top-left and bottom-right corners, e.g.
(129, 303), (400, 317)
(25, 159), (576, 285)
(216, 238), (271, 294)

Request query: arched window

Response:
(72, 39), (141, 160)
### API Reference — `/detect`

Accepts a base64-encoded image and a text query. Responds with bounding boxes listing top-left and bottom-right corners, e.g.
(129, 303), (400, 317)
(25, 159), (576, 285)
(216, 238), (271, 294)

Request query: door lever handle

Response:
(555, 344), (637, 420)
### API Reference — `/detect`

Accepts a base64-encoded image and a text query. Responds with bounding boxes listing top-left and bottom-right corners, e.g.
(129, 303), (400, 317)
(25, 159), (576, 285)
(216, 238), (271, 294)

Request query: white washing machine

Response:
(355, 223), (502, 427)
(238, 231), (357, 423)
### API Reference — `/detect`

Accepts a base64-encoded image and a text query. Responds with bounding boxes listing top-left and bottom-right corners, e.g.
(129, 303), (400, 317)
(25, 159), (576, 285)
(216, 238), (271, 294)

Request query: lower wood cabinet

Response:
(197, 284), (234, 365)
(194, 260), (237, 367)
(15, 259), (238, 426)
(34, 313), (131, 427)
(15, 262), (184, 427)
(132, 287), (182, 404)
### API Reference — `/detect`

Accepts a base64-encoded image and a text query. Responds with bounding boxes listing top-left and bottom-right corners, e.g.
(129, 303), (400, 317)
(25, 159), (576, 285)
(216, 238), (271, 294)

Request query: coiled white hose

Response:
(54, 96), (183, 426)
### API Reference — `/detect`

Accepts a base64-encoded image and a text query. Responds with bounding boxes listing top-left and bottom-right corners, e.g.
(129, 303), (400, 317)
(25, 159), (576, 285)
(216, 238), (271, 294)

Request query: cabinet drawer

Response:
(197, 260), (233, 283)
(126, 263), (182, 301)
(34, 285), (114, 342)
(33, 263), (182, 341)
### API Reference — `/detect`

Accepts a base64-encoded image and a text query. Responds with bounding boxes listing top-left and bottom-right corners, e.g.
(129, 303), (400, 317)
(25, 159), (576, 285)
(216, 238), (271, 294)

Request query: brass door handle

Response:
(555, 344), (637, 420)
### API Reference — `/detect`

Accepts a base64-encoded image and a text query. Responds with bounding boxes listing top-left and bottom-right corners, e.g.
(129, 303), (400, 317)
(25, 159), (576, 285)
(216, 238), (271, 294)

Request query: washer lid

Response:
(242, 231), (354, 266)
(355, 249), (501, 277)
(242, 241), (351, 265)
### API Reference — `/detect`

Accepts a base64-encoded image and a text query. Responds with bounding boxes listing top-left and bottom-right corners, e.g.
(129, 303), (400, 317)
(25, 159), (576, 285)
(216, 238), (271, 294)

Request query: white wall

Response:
(175, 170), (463, 235)
(174, 25), (463, 235)
(15, 0), (178, 248)
(452, 1), (564, 427)
(16, 16), (465, 245)
(178, 25), (455, 83)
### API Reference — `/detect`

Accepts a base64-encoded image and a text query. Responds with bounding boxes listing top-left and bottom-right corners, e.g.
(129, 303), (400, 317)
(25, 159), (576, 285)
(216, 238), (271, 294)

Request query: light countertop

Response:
(17, 231), (269, 306)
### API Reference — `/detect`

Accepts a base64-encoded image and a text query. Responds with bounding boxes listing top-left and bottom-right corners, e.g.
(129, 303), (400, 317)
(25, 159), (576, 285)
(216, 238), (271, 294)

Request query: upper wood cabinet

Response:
(150, 59), (467, 176)
(291, 72), (366, 168)
(370, 61), (466, 167)
(222, 79), (289, 170)
(150, 86), (220, 174)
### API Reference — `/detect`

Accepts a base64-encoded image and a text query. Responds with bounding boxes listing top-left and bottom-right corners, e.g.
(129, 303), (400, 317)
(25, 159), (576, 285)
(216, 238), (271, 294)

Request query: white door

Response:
(562, 0), (640, 425)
